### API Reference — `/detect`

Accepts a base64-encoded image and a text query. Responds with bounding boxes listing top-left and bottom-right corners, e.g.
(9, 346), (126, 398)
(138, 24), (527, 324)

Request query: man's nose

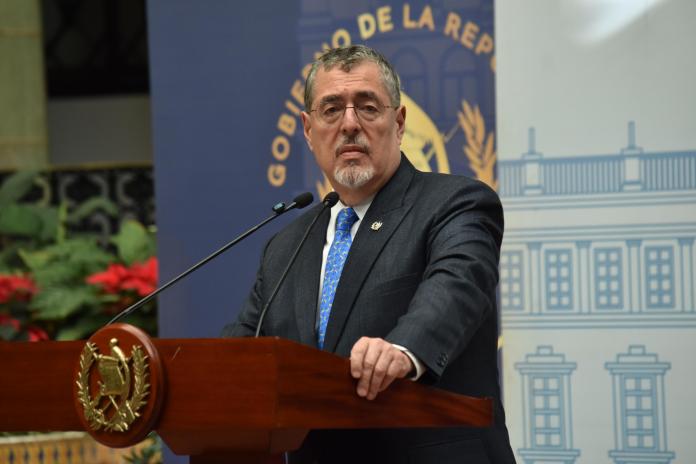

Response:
(340, 106), (361, 135)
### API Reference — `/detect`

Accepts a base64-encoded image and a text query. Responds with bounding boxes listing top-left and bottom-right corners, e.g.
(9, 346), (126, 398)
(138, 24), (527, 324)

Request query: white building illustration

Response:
(500, 122), (695, 463)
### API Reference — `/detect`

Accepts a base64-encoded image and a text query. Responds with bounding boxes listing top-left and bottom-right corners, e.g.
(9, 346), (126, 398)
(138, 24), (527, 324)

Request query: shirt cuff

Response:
(392, 344), (426, 381)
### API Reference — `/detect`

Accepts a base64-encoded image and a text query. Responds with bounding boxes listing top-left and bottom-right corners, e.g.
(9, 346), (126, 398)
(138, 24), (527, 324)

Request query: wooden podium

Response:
(0, 324), (492, 463)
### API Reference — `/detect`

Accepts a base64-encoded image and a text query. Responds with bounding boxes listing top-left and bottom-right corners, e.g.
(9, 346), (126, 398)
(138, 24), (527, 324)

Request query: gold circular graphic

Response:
(400, 92), (450, 174)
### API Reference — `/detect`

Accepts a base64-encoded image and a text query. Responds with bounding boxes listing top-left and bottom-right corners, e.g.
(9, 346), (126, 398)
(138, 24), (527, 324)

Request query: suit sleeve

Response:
(220, 236), (274, 338)
(384, 181), (503, 378)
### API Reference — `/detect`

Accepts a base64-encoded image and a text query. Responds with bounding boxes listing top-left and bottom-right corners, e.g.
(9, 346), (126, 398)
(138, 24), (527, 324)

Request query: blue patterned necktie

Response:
(317, 207), (359, 349)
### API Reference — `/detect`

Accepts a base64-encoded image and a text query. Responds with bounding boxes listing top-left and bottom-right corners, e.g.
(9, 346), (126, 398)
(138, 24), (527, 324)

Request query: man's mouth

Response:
(337, 144), (368, 157)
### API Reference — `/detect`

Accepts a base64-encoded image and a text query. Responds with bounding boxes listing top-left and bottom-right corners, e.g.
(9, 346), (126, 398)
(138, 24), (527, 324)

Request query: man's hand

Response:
(350, 337), (414, 400)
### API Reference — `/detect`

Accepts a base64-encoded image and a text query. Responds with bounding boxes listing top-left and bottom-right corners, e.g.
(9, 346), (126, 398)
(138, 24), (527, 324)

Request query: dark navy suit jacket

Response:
(223, 156), (516, 464)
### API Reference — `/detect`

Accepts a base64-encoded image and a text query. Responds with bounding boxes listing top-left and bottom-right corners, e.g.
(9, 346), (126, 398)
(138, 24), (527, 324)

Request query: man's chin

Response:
(334, 165), (375, 189)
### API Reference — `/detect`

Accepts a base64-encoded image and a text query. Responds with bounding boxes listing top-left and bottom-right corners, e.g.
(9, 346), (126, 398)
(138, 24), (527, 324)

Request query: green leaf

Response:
(31, 260), (85, 287)
(112, 220), (156, 265)
(20, 238), (115, 277)
(0, 204), (43, 238)
(0, 241), (30, 272)
(69, 244), (114, 271)
(31, 285), (101, 320)
(94, 293), (120, 306)
(18, 247), (52, 272)
(66, 197), (119, 225)
(123, 433), (162, 464)
(55, 314), (112, 341)
(0, 171), (39, 207)
(56, 202), (68, 244)
(30, 205), (60, 242)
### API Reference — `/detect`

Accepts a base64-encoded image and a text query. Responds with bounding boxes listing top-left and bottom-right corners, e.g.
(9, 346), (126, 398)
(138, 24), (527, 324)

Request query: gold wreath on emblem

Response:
(76, 338), (150, 432)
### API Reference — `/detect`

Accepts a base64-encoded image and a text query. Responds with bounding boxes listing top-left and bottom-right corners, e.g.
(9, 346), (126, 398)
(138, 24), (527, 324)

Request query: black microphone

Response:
(255, 191), (339, 337)
(283, 191), (313, 212)
(105, 192), (315, 326)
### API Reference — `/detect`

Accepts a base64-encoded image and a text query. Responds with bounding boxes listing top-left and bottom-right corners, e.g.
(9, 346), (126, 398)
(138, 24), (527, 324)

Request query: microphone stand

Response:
(255, 192), (339, 337)
(105, 193), (313, 326)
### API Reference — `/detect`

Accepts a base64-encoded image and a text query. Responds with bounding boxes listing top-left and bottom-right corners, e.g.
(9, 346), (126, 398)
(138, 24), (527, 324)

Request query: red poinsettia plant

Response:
(0, 226), (158, 341)
(0, 274), (36, 302)
(0, 274), (49, 341)
(86, 257), (158, 314)
(0, 171), (158, 341)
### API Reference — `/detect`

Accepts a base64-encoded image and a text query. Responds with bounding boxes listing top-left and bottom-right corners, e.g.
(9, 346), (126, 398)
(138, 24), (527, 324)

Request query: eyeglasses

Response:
(309, 101), (394, 125)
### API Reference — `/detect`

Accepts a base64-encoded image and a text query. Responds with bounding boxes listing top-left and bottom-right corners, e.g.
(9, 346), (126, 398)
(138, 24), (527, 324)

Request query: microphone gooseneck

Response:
(255, 191), (339, 337)
(104, 192), (315, 327)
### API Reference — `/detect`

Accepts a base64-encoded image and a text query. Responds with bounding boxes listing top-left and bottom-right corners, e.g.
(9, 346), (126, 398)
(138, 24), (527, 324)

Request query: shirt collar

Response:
(331, 195), (374, 221)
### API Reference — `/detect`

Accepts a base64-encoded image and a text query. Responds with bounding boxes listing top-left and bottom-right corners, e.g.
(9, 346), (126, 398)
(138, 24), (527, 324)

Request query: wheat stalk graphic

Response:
(457, 101), (498, 191)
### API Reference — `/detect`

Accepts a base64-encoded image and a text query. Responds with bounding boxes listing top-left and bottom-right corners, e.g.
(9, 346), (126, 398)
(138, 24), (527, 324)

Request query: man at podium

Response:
(223, 45), (515, 464)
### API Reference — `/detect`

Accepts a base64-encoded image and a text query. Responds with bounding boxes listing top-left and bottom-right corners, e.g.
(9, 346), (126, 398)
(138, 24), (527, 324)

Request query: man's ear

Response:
(395, 105), (406, 143)
(301, 111), (314, 152)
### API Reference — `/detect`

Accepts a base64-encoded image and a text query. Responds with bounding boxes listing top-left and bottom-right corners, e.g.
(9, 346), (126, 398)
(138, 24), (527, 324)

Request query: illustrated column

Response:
(626, 240), (642, 312)
(522, 127), (544, 196)
(576, 241), (591, 314)
(620, 121), (644, 191)
(677, 238), (694, 312)
(527, 242), (542, 314)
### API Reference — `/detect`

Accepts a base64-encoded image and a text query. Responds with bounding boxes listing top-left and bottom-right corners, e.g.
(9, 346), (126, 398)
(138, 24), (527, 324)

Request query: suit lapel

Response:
(322, 157), (417, 352)
(292, 205), (330, 346)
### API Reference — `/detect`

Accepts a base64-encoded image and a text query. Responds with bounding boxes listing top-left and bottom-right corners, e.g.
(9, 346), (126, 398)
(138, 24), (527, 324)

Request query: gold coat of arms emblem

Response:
(76, 337), (150, 432)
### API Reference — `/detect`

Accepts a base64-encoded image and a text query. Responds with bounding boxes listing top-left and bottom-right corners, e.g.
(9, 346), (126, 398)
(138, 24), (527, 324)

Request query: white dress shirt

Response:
(318, 197), (425, 380)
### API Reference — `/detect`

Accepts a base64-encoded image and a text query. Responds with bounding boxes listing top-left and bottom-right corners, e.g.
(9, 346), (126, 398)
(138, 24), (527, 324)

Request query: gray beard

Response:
(334, 163), (375, 189)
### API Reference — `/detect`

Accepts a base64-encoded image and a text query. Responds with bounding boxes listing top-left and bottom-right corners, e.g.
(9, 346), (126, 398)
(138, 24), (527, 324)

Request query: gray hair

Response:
(304, 45), (402, 110)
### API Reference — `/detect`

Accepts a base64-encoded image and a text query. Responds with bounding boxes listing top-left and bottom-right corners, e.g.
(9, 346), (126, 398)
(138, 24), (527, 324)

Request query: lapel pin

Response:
(371, 221), (383, 231)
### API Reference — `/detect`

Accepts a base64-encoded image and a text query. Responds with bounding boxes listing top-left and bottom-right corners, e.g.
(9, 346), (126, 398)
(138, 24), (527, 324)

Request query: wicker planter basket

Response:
(0, 432), (154, 464)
